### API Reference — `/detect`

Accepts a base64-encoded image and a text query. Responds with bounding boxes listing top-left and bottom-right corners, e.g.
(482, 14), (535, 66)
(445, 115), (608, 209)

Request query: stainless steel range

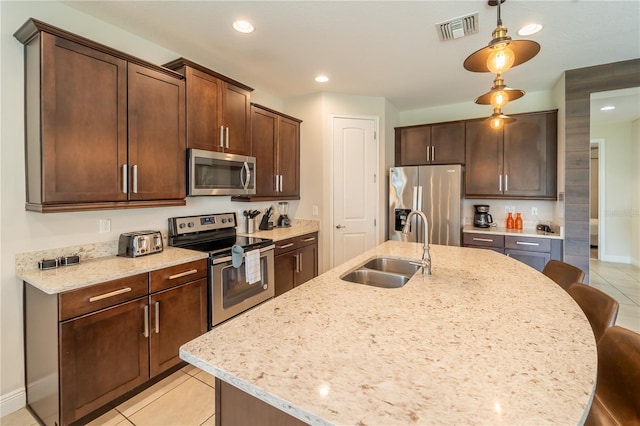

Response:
(168, 212), (274, 328)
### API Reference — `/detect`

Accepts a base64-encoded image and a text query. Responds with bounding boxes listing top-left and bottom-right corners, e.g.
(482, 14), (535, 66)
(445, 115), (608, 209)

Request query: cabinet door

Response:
(505, 249), (550, 272)
(396, 126), (430, 166)
(274, 252), (296, 297)
(296, 244), (318, 286)
(149, 279), (208, 377)
(277, 116), (300, 197)
(430, 122), (465, 165)
(251, 106), (278, 197)
(222, 83), (251, 155)
(503, 112), (557, 198)
(40, 33), (128, 204)
(60, 297), (149, 425)
(465, 120), (503, 197)
(184, 66), (223, 151)
(128, 63), (186, 201)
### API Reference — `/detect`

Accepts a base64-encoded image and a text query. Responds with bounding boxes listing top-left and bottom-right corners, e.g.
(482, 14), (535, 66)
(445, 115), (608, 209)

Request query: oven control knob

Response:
(263, 284), (268, 290)
(221, 218), (226, 223)
(188, 222), (195, 228)
(179, 223), (186, 229)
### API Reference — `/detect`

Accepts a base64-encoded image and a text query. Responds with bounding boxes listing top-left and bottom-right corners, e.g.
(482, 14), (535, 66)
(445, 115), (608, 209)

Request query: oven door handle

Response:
(212, 245), (275, 265)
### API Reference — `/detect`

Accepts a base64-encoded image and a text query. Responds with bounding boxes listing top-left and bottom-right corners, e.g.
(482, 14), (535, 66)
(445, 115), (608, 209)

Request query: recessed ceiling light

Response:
(315, 75), (329, 83)
(517, 23), (542, 36)
(233, 20), (254, 34)
(600, 105), (616, 111)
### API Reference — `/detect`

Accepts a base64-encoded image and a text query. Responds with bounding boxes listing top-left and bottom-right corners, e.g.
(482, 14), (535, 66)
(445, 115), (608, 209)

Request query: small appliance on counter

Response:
(276, 202), (291, 228)
(117, 231), (163, 257)
(473, 205), (493, 228)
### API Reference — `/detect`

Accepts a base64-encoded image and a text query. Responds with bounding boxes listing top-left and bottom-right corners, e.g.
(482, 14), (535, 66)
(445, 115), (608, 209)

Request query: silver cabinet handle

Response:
(122, 164), (128, 194)
(431, 146), (435, 162)
(426, 144), (430, 162)
(220, 125), (224, 148)
(154, 301), (160, 334)
(295, 254), (300, 273)
(275, 175), (279, 192)
(516, 241), (540, 246)
(132, 164), (138, 194)
(277, 243), (295, 249)
(143, 305), (149, 338)
(298, 253), (303, 273)
(336, 224), (346, 229)
(301, 237), (316, 242)
(88, 287), (132, 302)
(472, 237), (494, 242)
(279, 175), (283, 192)
(225, 127), (229, 149)
(499, 175), (502, 192)
(505, 174), (509, 192)
(168, 269), (198, 280)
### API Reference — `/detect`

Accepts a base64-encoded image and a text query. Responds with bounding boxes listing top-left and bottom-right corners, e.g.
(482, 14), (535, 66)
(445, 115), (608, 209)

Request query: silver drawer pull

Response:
(143, 305), (149, 338)
(277, 243), (295, 249)
(154, 301), (160, 334)
(472, 238), (494, 242)
(168, 269), (198, 280)
(301, 237), (316, 242)
(516, 241), (540, 246)
(88, 287), (132, 302)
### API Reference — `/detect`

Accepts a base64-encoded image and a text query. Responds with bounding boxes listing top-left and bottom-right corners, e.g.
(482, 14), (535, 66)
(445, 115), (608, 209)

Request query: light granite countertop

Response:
(17, 247), (208, 294)
(180, 241), (596, 425)
(238, 218), (320, 241)
(463, 225), (564, 240)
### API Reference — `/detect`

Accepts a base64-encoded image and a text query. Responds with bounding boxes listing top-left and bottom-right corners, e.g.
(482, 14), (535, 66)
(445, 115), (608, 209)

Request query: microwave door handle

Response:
(240, 162), (249, 190)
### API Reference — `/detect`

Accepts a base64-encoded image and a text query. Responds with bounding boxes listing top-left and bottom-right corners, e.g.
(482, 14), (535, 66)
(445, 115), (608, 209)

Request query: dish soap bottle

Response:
(506, 212), (514, 229)
(515, 212), (523, 230)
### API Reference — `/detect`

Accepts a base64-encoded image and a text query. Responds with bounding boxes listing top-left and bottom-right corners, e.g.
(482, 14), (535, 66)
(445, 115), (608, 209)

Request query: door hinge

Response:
(373, 173), (377, 183)
(374, 218), (377, 226)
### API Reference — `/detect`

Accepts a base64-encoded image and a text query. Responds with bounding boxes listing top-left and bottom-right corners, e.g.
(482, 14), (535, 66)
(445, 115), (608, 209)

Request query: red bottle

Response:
(506, 212), (514, 229)
(515, 212), (523, 230)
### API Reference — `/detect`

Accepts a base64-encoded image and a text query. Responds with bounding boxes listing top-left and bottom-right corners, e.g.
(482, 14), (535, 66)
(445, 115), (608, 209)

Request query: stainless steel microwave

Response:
(188, 149), (256, 196)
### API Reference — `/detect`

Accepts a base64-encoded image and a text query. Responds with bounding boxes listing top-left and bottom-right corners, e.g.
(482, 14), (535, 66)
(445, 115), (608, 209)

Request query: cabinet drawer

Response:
(505, 236), (550, 253)
(297, 232), (318, 248)
(59, 273), (148, 321)
(149, 259), (207, 293)
(463, 233), (504, 248)
(274, 237), (297, 256)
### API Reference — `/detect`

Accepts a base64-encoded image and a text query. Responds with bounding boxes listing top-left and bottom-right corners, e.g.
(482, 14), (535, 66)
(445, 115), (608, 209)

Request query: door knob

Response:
(336, 224), (346, 229)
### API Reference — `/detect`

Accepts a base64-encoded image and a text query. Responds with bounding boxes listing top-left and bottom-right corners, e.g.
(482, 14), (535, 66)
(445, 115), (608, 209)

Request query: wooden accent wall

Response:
(564, 58), (640, 280)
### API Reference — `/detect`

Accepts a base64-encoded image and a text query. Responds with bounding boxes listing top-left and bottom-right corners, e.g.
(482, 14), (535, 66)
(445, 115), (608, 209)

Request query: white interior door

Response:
(332, 116), (378, 267)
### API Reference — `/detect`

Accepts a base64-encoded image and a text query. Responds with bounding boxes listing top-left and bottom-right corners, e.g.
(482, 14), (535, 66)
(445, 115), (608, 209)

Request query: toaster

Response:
(118, 231), (164, 257)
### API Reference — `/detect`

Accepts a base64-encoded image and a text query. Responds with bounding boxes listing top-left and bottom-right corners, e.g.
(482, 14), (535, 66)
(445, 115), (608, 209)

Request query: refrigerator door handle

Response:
(417, 186), (423, 211)
(412, 186), (418, 211)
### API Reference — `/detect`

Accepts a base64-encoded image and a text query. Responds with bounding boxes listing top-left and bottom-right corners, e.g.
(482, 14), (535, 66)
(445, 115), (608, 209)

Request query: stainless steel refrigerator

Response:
(389, 164), (463, 246)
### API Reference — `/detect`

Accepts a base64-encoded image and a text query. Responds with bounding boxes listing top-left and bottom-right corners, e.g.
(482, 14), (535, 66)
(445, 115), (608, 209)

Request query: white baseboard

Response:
(0, 387), (26, 418)
(601, 254), (632, 264)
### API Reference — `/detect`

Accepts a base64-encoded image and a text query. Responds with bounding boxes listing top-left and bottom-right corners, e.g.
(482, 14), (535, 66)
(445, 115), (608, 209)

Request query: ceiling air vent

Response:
(436, 13), (479, 41)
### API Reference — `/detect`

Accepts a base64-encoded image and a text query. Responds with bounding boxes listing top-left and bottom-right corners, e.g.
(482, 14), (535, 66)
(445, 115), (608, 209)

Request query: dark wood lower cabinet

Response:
(216, 378), (306, 426)
(24, 259), (208, 426)
(274, 233), (318, 297)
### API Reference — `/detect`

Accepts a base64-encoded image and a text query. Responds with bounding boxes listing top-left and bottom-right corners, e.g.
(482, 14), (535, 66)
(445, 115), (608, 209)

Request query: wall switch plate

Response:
(312, 205), (319, 216)
(531, 207), (538, 216)
(99, 219), (111, 233)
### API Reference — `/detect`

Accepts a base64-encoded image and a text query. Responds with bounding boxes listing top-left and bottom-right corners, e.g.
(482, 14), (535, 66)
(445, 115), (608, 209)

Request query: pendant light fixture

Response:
(474, 74), (525, 108)
(488, 108), (515, 130)
(463, 0), (540, 74)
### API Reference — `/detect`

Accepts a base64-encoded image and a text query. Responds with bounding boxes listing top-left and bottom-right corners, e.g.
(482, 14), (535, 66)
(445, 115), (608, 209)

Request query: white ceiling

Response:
(64, 0), (640, 119)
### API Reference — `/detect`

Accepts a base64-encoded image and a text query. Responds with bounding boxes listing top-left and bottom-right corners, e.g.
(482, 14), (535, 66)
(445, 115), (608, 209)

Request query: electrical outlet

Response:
(312, 205), (319, 216)
(99, 219), (111, 233)
(505, 206), (515, 214)
(531, 207), (538, 216)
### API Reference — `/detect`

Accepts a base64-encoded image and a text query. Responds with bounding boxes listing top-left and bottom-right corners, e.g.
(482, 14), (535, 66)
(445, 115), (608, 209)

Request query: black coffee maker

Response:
(473, 204), (493, 228)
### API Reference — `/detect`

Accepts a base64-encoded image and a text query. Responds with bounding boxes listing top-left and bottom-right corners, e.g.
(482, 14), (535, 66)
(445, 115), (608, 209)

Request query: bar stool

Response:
(585, 326), (640, 425)
(567, 282), (619, 343)
(542, 260), (585, 292)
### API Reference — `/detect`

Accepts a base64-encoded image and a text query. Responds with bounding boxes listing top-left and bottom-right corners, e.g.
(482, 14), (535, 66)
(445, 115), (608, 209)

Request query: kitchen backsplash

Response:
(462, 199), (562, 229)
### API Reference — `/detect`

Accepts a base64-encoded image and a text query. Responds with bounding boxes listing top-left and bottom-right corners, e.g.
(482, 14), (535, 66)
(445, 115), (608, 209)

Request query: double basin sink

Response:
(340, 257), (420, 288)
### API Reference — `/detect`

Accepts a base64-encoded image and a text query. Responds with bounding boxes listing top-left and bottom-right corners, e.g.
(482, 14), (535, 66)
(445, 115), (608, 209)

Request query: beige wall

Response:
(632, 119), (640, 267)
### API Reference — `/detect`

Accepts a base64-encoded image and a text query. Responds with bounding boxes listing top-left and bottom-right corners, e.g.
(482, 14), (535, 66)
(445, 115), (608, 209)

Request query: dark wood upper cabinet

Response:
(465, 110), (557, 199)
(234, 104), (302, 201)
(395, 121), (465, 166)
(164, 58), (253, 156)
(14, 19), (186, 212)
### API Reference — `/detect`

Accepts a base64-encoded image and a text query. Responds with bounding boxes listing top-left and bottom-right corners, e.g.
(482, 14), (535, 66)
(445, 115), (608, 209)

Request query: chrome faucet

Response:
(401, 210), (432, 275)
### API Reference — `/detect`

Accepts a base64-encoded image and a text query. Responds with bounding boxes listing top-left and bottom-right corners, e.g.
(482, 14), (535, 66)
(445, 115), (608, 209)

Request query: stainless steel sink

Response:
(340, 257), (418, 288)
(362, 257), (420, 276)
(341, 269), (410, 288)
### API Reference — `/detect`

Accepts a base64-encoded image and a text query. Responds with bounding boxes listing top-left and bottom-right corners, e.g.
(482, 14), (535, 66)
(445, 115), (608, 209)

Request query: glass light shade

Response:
(490, 90), (509, 108)
(487, 47), (515, 74)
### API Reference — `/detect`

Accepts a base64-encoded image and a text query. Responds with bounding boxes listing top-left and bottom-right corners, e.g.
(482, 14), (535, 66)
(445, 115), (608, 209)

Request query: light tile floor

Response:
(3, 258), (639, 425)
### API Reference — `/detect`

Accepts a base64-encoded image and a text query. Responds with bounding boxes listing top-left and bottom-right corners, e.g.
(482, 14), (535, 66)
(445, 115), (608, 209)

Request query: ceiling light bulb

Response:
(487, 47), (515, 74)
(600, 105), (615, 111)
(518, 23), (542, 36)
(490, 116), (504, 130)
(490, 90), (509, 109)
(315, 75), (329, 83)
(233, 20), (254, 33)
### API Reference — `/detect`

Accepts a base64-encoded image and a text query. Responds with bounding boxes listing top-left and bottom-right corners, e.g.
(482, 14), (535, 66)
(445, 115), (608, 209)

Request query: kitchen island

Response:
(180, 241), (596, 425)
